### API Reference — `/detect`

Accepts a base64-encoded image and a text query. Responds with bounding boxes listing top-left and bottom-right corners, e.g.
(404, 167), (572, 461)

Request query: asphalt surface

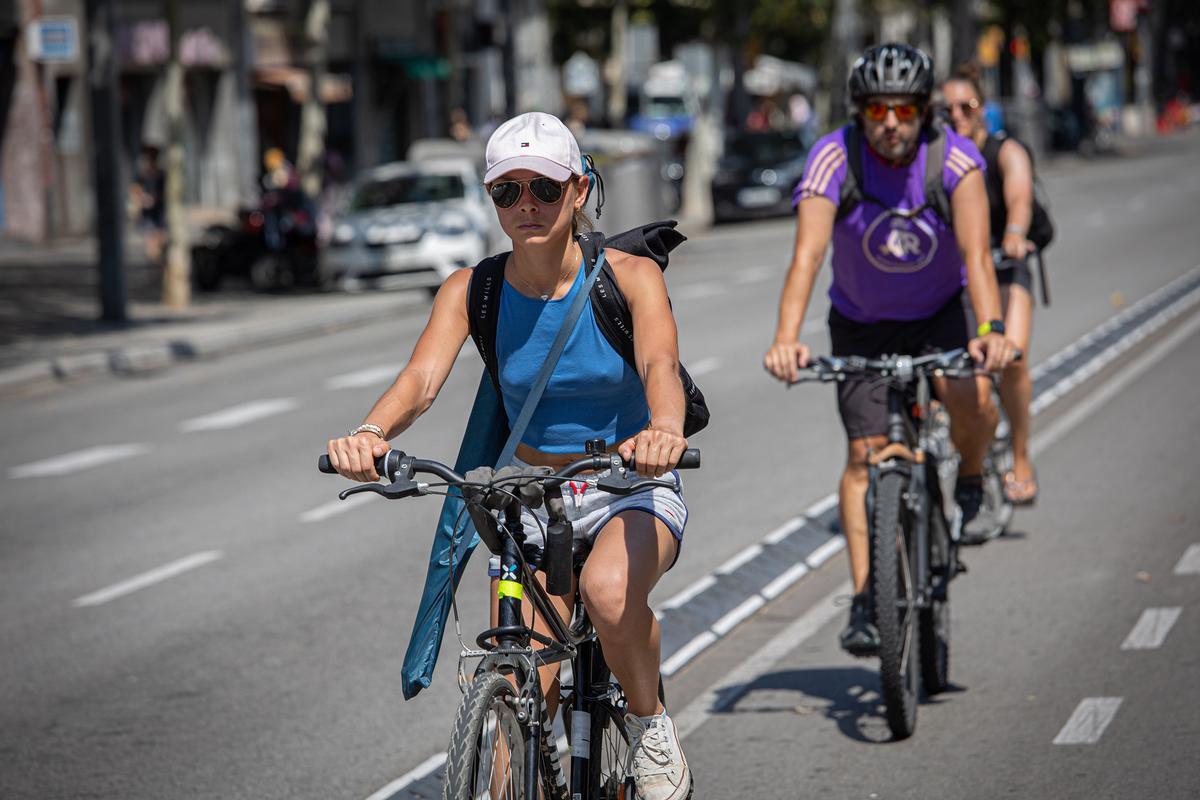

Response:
(1, 131), (1198, 799)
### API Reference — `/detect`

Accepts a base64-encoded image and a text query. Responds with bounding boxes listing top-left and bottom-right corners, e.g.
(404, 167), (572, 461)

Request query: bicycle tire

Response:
(443, 672), (530, 800)
(871, 470), (921, 740)
(921, 484), (952, 694)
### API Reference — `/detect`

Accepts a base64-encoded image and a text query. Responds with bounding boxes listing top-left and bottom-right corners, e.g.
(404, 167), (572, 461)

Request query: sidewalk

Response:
(0, 236), (427, 398)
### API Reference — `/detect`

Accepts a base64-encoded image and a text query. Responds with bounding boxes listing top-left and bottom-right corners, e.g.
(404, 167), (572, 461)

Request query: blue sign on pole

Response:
(28, 17), (79, 63)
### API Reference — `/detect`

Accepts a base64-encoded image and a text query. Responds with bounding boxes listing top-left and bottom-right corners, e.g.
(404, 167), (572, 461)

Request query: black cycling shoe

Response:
(839, 594), (880, 657)
(956, 476), (1002, 545)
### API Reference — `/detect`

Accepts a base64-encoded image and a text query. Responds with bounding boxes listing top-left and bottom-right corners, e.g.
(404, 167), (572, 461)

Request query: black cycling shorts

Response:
(828, 293), (969, 439)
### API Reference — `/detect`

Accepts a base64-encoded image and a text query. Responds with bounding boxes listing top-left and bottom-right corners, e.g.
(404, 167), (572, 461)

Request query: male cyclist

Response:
(763, 43), (1017, 654)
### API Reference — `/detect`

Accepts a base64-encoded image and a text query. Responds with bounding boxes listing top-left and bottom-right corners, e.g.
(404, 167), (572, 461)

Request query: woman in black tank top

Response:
(942, 64), (1039, 506)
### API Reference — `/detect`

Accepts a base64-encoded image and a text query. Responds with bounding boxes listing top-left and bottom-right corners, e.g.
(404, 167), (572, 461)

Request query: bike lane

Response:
(672, 322), (1200, 799)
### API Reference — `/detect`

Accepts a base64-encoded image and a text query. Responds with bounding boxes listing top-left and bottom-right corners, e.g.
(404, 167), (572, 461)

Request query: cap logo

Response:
(520, 142), (529, 147)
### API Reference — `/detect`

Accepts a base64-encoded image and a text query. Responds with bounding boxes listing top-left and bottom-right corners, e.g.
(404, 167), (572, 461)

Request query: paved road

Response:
(1, 132), (1198, 799)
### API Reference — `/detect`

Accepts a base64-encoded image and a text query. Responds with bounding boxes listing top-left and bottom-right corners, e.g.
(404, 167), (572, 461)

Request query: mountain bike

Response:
(319, 442), (700, 799)
(795, 349), (975, 739)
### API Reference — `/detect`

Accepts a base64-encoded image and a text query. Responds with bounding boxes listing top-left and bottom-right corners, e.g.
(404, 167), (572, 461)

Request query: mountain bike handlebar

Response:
(317, 448), (701, 502)
(790, 348), (979, 385)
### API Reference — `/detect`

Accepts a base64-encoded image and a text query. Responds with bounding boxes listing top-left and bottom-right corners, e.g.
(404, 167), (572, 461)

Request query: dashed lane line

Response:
(300, 493), (378, 523)
(179, 398), (300, 432)
(1174, 544), (1200, 576)
(1120, 607), (1182, 650)
(9, 443), (150, 479)
(687, 357), (722, 377)
(1052, 698), (1123, 745)
(73, 551), (224, 608)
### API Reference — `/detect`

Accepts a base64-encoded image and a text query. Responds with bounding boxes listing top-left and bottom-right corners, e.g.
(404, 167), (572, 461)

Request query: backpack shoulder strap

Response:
(466, 252), (508, 398)
(923, 124), (953, 225)
(837, 125), (864, 221)
(578, 231), (637, 369)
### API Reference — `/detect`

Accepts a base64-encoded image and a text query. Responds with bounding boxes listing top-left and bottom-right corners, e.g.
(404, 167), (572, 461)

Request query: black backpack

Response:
(837, 123), (954, 224)
(466, 221), (711, 438)
(981, 132), (1056, 251)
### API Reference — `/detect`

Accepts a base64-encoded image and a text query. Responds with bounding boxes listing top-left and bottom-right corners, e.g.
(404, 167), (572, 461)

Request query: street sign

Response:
(26, 17), (79, 63)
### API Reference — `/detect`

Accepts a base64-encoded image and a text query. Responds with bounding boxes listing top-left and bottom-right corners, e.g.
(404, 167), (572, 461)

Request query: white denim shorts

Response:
(486, 459), (688, 576)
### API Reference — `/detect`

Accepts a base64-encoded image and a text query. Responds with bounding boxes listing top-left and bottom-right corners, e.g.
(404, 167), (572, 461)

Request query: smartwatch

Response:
(976, 319), (1006, 337)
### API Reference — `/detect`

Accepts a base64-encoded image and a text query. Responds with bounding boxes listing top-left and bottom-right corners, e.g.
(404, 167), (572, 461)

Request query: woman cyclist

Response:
(326, 112), (693, 800)
(941, 65), (1039, 505)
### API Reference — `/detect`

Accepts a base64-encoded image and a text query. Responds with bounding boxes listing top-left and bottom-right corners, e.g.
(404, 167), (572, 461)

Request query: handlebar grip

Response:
(317, 452), (392, 476)
(675, 448), (701, 470)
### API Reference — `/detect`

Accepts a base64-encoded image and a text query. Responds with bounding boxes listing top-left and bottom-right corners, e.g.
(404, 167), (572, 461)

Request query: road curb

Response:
(0, 292), (428, 399)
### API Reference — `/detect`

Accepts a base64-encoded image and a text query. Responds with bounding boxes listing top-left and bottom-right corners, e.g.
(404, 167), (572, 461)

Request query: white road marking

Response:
(660, 631), (720, 677)
(299, 493), (378, 523)
(362, 751), (447, 800)
(805, 536), (847, 569)
(715, 544), (763, 575)
(73, 551), (223, 608)
(1174, 544), (1200, 576)
(659, 574), (717, 610)
(9, 443), (150, 479)
(761, 562), (810, 600)
(1052, 697), (1123, 745)
(673, 580), (852, 739)
(687, 357), (722, 377)
(804, 492), (839, 519)
(1120, 607), (1182, 650)
(1031, 300), (1200, 454)
(326, 364), (401, 390)
(711, 595), (767, 636)
(179, 398), (299, 432)
(763, 516), (804, 545)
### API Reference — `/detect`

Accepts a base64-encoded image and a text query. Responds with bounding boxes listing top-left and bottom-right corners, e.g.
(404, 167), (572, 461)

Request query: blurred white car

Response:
(323, 158), (496, 293)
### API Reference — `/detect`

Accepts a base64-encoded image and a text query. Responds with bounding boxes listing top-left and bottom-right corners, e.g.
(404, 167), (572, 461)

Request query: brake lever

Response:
(339, 478), (422, 500)
(595, 454), (680, 496)
(338, 452), (421, 500)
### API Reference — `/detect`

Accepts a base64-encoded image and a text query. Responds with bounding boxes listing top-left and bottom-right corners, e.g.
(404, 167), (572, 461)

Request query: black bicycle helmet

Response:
(848, 43), (934, 104)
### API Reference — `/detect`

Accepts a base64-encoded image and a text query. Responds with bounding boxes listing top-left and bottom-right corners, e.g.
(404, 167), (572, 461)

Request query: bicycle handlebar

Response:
(317, 448), (700, 483)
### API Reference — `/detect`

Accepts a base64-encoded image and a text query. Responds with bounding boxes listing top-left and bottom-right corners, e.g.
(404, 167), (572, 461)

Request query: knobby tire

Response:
(871, 470), (921, 740)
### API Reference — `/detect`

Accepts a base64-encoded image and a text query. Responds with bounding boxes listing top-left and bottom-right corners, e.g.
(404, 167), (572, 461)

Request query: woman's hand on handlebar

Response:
(326, 432), (390, 482)
(618, 425), (687, 479)
(764, 340), (811, 384)
(1001, 231), (1033, 261)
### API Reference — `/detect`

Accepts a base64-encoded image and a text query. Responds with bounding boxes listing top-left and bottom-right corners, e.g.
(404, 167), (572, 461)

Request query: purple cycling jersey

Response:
(792, 125), (986, 324)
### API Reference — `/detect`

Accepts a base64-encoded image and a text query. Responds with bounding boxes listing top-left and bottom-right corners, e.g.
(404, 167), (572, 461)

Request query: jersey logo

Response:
(862, 212), (938, 273)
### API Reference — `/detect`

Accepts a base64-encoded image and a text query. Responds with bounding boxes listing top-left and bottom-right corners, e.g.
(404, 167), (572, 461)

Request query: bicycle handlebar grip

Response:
(317, 452), (392, 476)
(676, 448), (701, 469)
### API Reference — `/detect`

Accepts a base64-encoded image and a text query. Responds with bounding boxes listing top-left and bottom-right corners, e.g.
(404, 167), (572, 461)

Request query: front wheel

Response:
(444, 672), (528, 800)
(870, 470), (921, 740)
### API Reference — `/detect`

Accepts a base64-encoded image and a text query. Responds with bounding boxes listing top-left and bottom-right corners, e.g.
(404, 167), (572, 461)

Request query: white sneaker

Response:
(624, 710), (692, 800)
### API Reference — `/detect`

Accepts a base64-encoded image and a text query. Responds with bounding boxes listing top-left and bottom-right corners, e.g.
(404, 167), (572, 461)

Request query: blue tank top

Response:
(496, 261), (650, 453)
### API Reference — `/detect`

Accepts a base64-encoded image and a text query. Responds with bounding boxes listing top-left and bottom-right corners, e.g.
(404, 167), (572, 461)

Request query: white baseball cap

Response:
(484, 112), (583, 184)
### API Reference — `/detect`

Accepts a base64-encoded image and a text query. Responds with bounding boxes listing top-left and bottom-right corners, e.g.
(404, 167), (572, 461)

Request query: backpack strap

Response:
(923, 123), (953, 225)
(466, 252), (508, 400)
(836, 125), (865, 221)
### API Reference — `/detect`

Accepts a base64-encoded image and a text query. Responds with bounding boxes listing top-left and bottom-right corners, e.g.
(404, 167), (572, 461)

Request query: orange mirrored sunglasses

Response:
(863, 101), (921, 122)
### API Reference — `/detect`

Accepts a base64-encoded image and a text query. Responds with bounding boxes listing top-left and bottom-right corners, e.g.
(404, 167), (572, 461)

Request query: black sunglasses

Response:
(488, 177), (566, 208)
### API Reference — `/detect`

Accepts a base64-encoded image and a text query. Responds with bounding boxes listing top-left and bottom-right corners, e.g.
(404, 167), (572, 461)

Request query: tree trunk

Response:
(162, 0), (191, 309)
(297, 0), (330, 199)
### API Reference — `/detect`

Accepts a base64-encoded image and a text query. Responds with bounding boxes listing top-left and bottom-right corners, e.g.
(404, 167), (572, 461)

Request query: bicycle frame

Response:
(476, 494), (620, 800)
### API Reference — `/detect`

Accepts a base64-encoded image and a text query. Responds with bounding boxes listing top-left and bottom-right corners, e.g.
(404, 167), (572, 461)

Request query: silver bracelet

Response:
(347, 423), (386, 439)
(1004, 224), (1027, 235)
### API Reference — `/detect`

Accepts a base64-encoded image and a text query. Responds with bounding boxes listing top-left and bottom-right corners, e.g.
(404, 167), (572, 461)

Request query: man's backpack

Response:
(981, 132), (1055, 251)
(466, 221), (711, 439)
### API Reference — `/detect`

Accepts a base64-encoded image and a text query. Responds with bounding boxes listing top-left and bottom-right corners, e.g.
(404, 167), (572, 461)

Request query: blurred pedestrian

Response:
(128, 145), (166, 265)
(449, 107), (474, 142)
